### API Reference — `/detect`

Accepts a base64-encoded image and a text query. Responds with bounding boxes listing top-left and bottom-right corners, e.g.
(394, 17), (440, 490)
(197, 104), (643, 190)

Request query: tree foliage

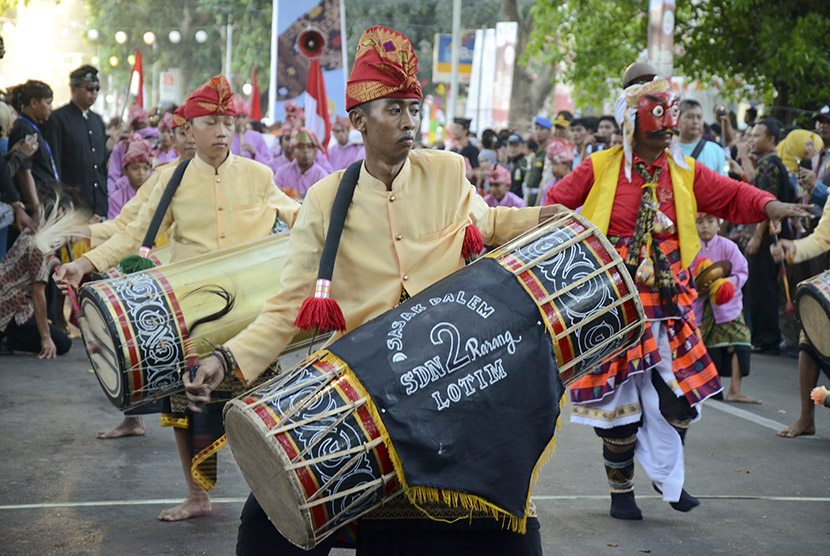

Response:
(527, 0), (830, 121)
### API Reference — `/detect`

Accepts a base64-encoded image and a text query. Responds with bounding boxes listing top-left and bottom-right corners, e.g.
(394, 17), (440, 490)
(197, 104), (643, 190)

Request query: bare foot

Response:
(777, 419), (816, 438)
(726, 392), (762, 404)
(158, 496), (212, 521)
(97, 417), (145, 439)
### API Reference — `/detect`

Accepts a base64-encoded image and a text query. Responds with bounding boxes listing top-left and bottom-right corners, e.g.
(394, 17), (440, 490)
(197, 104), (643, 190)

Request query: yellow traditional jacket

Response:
(226, 149), (541, 383)
(83, 154), (300, 270)
(89, 171), (161, 247)
(793, 199), (830, 264)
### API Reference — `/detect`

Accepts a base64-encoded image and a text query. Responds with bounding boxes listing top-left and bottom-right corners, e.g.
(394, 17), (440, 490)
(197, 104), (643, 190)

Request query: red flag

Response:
(249, 67), (262, 121)
(130, 49), (145, 109)
(303, 58), (330, 152)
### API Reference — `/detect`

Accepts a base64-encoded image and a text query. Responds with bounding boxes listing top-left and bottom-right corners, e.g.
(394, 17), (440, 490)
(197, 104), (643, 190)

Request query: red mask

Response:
(637, 91), (679, 135)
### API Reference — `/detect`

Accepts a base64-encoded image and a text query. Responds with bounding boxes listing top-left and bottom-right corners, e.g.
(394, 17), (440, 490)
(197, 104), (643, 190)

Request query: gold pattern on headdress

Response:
(346, 26), (421, 106)
(196, 77), (234, 115)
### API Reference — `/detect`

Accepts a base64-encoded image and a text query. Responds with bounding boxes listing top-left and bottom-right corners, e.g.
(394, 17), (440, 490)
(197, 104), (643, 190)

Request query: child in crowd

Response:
(153, 112), (178, 166)
(0, 201), (81, 357)
(483, 165), (525, 208)
(540, 137), (575, 206)
(108, 137), (153, 219)
(691, 213), (760, 404)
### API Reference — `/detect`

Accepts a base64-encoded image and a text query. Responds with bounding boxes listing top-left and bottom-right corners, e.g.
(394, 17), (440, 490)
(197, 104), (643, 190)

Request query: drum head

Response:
(224, 400), (316, 549)
(79, 293), (127, 409)
(799, 294), (830, 360)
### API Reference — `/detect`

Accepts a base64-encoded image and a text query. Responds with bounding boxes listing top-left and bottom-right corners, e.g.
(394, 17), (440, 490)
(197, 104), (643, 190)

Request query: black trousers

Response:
(237, 493), (543, 556)
(1, 315), (71, 355)
(746, 238), (781, 350)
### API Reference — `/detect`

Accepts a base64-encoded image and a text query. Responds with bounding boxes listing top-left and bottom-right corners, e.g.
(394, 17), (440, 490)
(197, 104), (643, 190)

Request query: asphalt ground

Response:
(1, 338), (828, 555)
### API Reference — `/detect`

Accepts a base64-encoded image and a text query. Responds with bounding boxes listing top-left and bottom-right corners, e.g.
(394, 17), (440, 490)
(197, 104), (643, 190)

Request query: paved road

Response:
(1, 339), (828, 555)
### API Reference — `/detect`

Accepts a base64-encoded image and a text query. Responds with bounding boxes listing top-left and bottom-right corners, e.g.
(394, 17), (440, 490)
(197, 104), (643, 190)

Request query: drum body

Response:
(225, 355), (399, 549)
(488, 211), (645, 384)
(796, 270), (830, 362)
(78, 233), (315, 410)
(225, 211), (645, 549)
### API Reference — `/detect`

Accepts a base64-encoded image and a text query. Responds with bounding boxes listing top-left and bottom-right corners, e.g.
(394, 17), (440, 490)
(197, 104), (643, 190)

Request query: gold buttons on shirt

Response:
(403, 275), (409, 281)
(219, 233), (225, 238)
(395, 234), (402, 240)
(389, 195), (396, 202)
(218, 205), (223, 211)
(216, 178), (221, 183)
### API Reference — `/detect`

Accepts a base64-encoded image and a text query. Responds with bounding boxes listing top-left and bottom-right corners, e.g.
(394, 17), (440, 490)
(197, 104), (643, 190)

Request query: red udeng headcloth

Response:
(345, 26), (422, 111)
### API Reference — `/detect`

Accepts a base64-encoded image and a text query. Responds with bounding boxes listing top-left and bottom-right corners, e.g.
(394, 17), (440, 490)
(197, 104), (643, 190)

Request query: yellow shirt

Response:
(83, 154), (300, 271)
(226, 149), (541, 383)
(793, 199), (830, 264)
(89, 171), (162, 247)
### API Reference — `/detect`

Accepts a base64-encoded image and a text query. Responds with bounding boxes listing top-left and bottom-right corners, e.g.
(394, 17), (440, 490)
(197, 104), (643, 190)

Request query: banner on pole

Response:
(432, 32), (476, 84)
(271, 0), (346, 122)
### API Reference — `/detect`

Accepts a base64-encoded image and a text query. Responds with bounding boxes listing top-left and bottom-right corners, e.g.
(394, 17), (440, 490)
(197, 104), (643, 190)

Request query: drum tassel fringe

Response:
(318, 350), (565, 534)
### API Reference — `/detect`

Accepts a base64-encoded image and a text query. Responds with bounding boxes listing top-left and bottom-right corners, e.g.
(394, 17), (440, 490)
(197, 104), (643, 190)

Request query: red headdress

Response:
(184, 75), (237, 120)
(171, 105), (186, 129)
(121, 134), (153, 168)
(345, 25), (422, 111)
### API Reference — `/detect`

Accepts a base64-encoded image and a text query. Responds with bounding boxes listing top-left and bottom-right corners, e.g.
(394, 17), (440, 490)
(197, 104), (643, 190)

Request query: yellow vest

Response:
(580, 146), (700, 269)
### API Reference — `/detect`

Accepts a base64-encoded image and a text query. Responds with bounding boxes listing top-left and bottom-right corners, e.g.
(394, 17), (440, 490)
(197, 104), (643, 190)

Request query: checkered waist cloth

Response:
(569, 236), (720, 405)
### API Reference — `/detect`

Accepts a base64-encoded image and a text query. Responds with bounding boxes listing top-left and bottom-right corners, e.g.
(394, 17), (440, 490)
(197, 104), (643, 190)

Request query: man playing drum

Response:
(188, 25), (562, 555)
(544, 63), (811, 520)
(55, 75), (301, 522)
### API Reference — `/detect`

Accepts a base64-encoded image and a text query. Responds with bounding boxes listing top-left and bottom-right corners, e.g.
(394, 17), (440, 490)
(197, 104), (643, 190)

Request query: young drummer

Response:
(56, 75), (301, 522)
(188, 25), (562, 555)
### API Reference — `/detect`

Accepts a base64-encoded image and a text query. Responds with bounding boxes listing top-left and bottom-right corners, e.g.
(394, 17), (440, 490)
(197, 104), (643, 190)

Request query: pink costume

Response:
(328, 142), (366, 172)
(107, 175), (137, 219)
(231, 130), (272, 164)
(690, 234), (748, 326)
(273, 159), (330, 200)
(484, 191), (526, 208)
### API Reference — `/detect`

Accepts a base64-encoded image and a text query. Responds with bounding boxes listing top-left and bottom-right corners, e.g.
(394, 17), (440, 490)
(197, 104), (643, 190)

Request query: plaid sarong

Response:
(570, 236), (720, 405)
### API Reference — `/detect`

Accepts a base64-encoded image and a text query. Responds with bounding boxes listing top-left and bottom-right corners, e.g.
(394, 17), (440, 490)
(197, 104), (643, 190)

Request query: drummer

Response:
(188, 25), (563, 555)
(55, 75), (301, 523)
(772, 199), (830, 438)
(544, 63), (812, 521)
(89, 105), (195, 441)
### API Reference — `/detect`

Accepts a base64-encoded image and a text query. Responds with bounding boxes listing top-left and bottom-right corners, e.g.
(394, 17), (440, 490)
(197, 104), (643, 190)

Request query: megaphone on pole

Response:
(297, 27), (325, 59)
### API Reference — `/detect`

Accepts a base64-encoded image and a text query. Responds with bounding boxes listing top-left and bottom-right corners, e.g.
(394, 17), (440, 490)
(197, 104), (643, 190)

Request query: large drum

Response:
(796, 270), (830, 362)
(224, 211), (646, 549)
(78, 233), (320, 410)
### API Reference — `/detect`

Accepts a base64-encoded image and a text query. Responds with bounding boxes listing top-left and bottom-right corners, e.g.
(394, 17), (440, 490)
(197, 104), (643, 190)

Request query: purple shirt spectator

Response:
(231, 130), (271, 163)
(691, 234), (748, 326)
(273, 159), (330, 200)
(154, 149), (178, 166)
(483, 191), (526, 208)
(107, 175), (137, 220)
(108, 127), (157, 193)
(328, 142), (366, 172)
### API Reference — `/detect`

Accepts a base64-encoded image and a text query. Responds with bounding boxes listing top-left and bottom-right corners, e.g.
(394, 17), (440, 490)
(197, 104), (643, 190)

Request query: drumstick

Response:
(55, 265), (82, 328)
(771, 233), (795, 314)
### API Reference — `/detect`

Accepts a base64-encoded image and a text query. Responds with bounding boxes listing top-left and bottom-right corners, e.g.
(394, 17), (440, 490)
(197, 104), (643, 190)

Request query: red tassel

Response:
(712, 279), (735, 305)
(462, 225), (483, 260)
(295, 296), (346, 332)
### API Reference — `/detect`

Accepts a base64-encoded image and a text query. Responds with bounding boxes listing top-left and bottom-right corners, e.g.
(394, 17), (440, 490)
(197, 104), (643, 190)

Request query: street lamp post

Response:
(143, 31), (158, 107)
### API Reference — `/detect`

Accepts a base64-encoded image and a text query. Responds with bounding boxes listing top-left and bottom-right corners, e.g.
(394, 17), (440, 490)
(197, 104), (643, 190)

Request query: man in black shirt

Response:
(8, 80), (58, 215)
(45, 65), (109, 217)
(450, 117), (479, 170)
(505, 133), (527, 198)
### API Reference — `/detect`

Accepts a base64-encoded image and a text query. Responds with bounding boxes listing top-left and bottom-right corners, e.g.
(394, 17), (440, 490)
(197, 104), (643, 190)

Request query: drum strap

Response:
(294, 159), (364, 332)
(139, 157), (193, 256)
